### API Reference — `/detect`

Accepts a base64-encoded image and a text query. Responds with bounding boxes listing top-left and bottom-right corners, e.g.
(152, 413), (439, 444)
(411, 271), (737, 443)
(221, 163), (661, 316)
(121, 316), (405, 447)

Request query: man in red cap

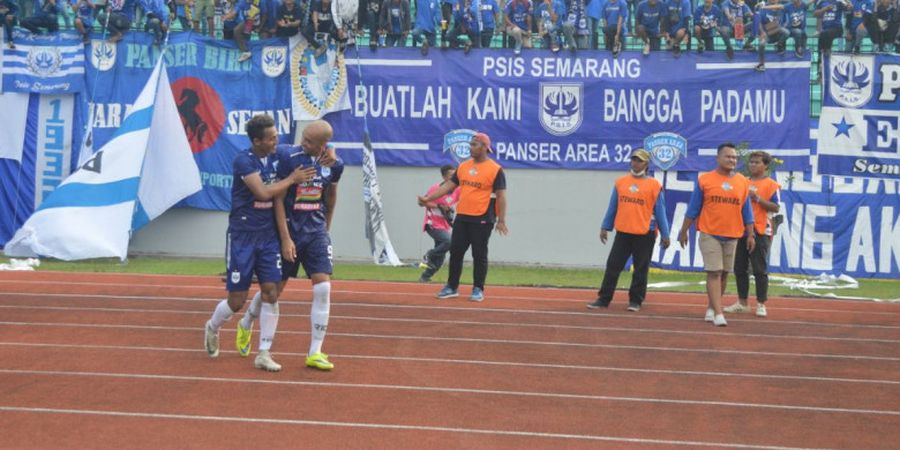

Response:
(417, 132), (507, 302)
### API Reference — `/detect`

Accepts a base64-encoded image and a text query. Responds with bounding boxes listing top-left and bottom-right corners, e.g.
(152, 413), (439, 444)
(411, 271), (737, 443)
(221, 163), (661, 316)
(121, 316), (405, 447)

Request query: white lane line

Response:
(3, 342), (897, 385)
(1, 369), (897, 417)
(3, 278), (895, 310)
(0, 406), (830, 450)
(1, 321), (898, 362)
(1, 304), (897, 345)
(4, 292), (899, 330)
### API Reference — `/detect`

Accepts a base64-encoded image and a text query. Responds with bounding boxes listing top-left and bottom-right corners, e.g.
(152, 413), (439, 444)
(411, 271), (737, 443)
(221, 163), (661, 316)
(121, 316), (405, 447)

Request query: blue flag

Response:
(2, 30), (86, 94)
(4, 56), (201, 260)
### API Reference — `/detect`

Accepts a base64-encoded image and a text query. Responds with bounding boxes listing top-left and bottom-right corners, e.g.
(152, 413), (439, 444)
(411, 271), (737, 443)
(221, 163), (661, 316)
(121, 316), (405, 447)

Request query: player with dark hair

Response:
(204, 114), (316, 372)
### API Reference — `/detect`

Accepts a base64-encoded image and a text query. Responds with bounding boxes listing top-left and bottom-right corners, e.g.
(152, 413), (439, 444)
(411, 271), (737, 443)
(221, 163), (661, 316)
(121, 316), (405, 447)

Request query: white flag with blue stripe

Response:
(3, 57), (201, 260)
(2, 30), (86, 94)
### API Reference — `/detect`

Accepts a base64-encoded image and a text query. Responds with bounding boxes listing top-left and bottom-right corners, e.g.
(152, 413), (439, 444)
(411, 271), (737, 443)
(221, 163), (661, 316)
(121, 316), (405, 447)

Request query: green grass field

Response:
(2, 256), (898, 301)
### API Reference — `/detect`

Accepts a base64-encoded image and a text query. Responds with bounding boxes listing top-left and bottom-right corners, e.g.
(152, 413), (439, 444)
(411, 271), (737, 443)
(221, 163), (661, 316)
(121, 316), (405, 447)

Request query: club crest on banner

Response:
(290, 37), (347, 119)
(26, 47), (62, 77)
(261, 46), (287, 78)
(539, 82), (582, 136)
(828, 55), (874, 108)
(644, 132), (687, 171)
(443, 129), (476, 164)
(90, 40), (116, 71)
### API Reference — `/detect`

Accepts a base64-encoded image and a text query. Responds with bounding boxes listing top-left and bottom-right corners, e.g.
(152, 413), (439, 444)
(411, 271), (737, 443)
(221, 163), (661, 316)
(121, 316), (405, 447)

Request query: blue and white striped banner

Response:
(4, 56), (201, 260)
(2, 30), (86, 94)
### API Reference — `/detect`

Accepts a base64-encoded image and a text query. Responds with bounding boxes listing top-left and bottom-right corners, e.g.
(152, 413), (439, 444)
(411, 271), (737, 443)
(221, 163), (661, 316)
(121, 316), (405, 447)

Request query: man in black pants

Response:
(588, 149), (670, 312)
(724, 151), (780, 318)
(417, 132), (507, 302)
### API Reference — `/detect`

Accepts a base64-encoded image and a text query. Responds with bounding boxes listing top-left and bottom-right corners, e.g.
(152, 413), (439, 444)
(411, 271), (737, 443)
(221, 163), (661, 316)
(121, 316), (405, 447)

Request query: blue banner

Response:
(652, 171), (900, 279)
(84, 32), (295, 211)
(817, 53), (900, 179)
(2, 30), (86, 94)
(328, 49), (811, 171)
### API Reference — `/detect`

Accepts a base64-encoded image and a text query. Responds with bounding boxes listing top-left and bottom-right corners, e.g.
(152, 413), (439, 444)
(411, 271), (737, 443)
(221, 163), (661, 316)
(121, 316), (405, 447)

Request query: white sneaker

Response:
(642, 43), (650, 55)
(254, 350), (282, 372)
(724, 302), (751, 313)
(756, 304), (767, 317)
(237, 51), (251, 62)
(704, 308), (715, 322)
(204, 321), (219, 358)
(714, 314), (728, 327)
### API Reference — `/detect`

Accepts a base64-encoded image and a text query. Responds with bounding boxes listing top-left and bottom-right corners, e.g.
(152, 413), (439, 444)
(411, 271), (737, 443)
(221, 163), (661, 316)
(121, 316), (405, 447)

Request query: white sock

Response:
(259, 302), (279, 351)
(308, 281), (331, 356)
(209, 300), (233, 330)
(240, 291), (262, 329)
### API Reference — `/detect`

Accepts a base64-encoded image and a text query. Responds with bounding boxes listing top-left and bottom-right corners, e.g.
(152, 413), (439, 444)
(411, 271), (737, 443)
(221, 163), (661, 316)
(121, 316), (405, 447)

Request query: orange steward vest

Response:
(455, 158), (502, 217)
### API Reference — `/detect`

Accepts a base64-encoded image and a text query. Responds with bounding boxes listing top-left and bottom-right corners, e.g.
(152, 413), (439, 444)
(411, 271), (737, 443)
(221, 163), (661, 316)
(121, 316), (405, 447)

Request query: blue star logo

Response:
(833, 117), (855, 138)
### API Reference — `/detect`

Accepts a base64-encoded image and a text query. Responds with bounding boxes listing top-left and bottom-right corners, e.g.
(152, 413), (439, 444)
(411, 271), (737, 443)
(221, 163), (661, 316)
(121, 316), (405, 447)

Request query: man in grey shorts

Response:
(677, 143), (755, 327)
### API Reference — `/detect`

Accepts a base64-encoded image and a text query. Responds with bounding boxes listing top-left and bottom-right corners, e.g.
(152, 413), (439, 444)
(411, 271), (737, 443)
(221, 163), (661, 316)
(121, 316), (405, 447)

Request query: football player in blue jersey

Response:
(204, 114), (316, 372)
(269, 120), (344, 371)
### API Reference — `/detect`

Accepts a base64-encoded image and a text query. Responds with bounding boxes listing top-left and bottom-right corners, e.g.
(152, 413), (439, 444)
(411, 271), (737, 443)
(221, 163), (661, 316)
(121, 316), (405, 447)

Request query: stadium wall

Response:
(129, 166), (617, 267)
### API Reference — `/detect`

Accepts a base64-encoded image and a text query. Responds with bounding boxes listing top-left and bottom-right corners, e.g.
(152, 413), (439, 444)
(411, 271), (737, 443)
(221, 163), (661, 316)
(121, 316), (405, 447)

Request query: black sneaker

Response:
(420, 39), (429, 56)
(795, 46), (803, 58)
(697, 40), (704, 54)
(627, 303), (641, 312)
(673, 44), (681, 57)
(726, 46), (734, 60)
(463, 40), (472, 55)
(776, 44), (785, 56)
(587, 299), (610, 309)
(755, 63), (766, 72)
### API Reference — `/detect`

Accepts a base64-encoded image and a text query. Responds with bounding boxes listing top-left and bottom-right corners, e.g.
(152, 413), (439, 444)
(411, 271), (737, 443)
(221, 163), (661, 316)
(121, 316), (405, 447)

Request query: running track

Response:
(0, 271), (898, 449)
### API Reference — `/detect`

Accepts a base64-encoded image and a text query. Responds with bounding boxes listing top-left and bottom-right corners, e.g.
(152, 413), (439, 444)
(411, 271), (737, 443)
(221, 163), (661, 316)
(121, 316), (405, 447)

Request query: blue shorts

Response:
(668, 24), (687, 36)
(282, 231), (333, 279)
(225, 230), (283, 292)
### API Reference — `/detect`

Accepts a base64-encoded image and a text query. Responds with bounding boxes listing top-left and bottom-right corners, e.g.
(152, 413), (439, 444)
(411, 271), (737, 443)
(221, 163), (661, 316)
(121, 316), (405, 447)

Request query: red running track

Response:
(0, 271), (898, 449)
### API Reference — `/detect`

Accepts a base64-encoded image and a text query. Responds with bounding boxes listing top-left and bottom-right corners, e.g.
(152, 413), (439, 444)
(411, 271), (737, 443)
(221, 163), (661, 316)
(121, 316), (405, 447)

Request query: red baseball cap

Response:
(473, 132), (493, 153)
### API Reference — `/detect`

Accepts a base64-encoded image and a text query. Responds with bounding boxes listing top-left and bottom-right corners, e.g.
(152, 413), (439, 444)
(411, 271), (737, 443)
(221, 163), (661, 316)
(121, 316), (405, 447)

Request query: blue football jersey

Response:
(277, 145), (345, 236)
(229, 149), (280, 232)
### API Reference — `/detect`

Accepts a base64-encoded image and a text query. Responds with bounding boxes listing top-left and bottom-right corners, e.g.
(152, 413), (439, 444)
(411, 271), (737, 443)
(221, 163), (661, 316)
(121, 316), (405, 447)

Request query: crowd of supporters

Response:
(1, 0), (897, 64)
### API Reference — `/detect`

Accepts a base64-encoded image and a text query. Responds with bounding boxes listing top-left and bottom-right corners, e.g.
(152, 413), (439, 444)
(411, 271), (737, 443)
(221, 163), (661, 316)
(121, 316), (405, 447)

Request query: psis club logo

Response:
(539, 83), (582, 136)
(829, 55), (874, 108)
(171, 77), (225, 154)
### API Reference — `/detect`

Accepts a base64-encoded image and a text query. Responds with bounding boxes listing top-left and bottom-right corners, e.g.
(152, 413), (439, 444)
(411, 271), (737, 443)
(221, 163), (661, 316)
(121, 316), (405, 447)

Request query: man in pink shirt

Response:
(418, 164), (460, 283)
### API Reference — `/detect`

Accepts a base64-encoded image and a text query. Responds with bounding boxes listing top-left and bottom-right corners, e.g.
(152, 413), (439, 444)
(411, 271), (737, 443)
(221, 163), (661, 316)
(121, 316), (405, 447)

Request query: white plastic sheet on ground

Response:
(646, 273), (898, 303)
(0, 258), (40, 271)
